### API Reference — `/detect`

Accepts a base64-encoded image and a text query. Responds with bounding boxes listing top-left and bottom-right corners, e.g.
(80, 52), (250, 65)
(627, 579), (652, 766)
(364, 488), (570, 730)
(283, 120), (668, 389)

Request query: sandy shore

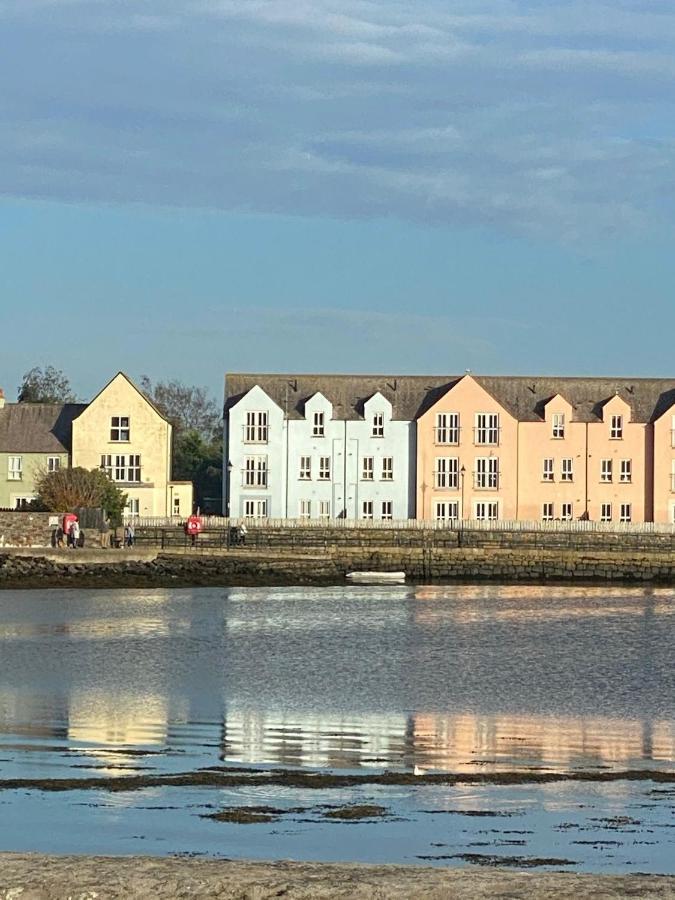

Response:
(0, 855), (673, 899)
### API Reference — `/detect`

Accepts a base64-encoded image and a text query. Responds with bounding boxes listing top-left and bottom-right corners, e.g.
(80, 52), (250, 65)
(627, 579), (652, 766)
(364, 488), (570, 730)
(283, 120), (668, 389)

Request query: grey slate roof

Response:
(225, 373), (675, 424)
(0, 403), (87, 453)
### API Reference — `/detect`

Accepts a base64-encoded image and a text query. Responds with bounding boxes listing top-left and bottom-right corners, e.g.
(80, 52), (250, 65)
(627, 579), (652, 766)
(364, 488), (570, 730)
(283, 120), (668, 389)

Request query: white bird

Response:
(413, 764), (427, 776)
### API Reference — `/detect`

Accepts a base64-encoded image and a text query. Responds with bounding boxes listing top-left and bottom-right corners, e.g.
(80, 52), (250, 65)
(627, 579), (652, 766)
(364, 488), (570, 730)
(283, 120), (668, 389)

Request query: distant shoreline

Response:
(0, 854), (673, 899)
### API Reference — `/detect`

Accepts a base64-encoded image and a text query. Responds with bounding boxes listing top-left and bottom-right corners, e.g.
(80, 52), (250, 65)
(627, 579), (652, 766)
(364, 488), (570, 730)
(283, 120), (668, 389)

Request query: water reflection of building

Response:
(412, 712), (675, 771)
(67, 690), (170, 760)
(0, 688), (67, 741)
(221, 709), (411, 769)
(219, 706), (674, 772)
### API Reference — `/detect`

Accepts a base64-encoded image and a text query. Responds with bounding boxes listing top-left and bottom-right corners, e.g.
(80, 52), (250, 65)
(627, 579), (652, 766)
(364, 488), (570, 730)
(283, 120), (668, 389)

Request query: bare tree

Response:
(18, 366), (76, 403)
(140, 376), (221, 441)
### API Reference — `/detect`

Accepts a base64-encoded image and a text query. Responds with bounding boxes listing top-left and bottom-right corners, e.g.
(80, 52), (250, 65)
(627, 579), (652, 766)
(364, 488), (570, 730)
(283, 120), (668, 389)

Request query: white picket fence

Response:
(126, 515), (675, 535)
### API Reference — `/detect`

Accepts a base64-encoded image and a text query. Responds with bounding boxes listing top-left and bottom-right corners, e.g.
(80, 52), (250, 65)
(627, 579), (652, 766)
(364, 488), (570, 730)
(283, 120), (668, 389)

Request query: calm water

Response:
(0, 584), (673, 871)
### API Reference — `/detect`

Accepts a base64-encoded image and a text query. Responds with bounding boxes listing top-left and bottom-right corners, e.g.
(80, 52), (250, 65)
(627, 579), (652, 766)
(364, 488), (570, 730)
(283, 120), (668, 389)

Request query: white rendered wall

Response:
(227, 388), (416, 520)
(226, 385), (285, 518)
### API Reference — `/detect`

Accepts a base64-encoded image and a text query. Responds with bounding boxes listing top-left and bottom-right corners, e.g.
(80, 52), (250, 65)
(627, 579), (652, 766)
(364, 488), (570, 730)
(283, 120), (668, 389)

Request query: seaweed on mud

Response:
(420, 809), (516, 817)
(322, 805), (388, 820)
(203, 806), (284, 825)
(0, 766), (673, 794)
(419, 853), (578, 868)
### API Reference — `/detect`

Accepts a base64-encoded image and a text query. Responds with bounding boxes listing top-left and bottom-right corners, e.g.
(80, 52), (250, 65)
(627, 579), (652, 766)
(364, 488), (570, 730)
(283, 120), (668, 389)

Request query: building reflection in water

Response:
(219, 707), (674, 772)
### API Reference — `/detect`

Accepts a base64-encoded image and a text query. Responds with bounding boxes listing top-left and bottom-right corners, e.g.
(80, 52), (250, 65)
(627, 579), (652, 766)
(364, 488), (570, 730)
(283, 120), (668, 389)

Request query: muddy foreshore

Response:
(1, 854), (674, 899)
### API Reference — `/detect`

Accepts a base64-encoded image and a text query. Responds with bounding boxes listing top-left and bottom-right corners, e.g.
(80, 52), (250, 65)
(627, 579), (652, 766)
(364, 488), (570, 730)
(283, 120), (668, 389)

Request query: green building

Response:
(0, 393), (85, 509)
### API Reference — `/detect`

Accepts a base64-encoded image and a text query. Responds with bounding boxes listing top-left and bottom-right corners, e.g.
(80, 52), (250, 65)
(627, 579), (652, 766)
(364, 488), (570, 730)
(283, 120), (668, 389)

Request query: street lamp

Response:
(460, 465), (466, 520)
(226, 460), (233, 517)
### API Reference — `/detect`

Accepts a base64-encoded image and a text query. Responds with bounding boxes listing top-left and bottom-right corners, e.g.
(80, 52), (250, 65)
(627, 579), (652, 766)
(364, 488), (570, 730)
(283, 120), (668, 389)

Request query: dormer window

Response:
(313, 411), (325, 437)
(372, 412), (385, 437)
(110, 416), (130, 442)
(552, 413), (565, 439)
(610, 415), (623, 439)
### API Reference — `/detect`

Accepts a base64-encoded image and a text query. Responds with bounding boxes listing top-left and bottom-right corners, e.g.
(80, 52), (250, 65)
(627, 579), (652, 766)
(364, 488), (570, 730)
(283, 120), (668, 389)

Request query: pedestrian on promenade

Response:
(126, 524), (135, 547)
(99, 517), (110, 549)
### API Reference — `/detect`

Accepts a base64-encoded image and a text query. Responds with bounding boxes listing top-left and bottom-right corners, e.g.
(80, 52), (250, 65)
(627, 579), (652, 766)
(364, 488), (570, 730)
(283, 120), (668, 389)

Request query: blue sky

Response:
(2, 0), (675, 402)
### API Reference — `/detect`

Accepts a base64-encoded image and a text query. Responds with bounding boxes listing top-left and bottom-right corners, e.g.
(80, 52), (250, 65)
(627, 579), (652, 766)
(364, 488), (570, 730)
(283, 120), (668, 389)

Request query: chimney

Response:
(0, 388), (5, 410)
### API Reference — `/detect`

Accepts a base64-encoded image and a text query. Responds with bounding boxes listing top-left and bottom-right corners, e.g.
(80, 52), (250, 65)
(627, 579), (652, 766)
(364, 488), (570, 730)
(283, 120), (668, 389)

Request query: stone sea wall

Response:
(0, 511), (52, 548)
(2, 545), (675, 588)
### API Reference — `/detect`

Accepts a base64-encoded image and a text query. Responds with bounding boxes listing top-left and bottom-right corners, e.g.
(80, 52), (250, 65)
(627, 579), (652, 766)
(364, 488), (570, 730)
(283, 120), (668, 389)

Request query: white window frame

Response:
(542, 458), (554, 482)
(103, 454), (141, 483)
(475, 413), (499, 446)
(299, 499), (312, 520)
(561, 502), (573, 521)
(600, 502), (612, 523)
(552, 413), (565, 439)
(319, 500), (331, 520)
(620, 459), (632, 483)
(245, 411), (269, 444)
(474, 501), (498, 521)
(561, 458), (573, 482)
(381, 500), (393, 521)
(362, 457), (374, 480)
(435, 500), (460, 522)
(110, 416), (130, 442)
(475, 457), (499, 489)
(620, 503), (632, 523)
(299, 456), (312, 480)
(435, 412), (460, 445)
(381, 457), (393, 481)
(362, 500), (373, 520)
(244, 498), (268, 519)
(312, 411), (325, 437)
(47, 456), (61, 473)
(126, 498), (140, 516)
(8, 456), (23, 481)
(435, 457), (459, 490)
(318, 456), (331, 480)
(244, 456), (267, 488)
(600, 459), (613, 483)
(541, 502), (554, 522)
(372, 412), (385, 437)
(610, 414), (623, 440)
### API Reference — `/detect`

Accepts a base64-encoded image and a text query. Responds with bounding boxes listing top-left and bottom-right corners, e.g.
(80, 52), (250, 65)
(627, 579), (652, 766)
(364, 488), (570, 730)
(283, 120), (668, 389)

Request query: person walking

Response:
(99, 517), (110, 549)
(126, 523), (135, 547)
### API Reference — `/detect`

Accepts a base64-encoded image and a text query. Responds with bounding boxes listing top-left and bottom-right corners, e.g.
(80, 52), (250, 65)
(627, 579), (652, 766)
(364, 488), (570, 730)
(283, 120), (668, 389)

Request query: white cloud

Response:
(2, 0), (675, 239)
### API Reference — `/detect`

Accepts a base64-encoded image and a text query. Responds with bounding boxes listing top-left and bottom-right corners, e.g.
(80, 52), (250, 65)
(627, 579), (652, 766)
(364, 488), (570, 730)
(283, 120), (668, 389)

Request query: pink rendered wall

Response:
(652, 408), (674, 523)
(586, 395), (648, 524)
(416, 376), (518, 520)
(518, 397), (588, 521)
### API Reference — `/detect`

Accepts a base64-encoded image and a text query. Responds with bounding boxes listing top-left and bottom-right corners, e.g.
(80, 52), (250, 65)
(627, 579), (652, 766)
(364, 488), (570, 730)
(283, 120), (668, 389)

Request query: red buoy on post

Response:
(185, 515), (202, 546)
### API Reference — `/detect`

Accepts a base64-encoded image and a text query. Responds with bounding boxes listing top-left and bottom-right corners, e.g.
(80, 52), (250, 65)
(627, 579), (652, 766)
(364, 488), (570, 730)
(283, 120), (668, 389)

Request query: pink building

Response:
(417, 375), (675, 524)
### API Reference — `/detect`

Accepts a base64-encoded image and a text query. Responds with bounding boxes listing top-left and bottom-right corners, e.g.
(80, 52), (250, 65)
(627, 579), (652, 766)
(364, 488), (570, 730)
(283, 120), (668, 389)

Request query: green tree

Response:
(173, 429), (223, 513)
(35, 466), (127, 524)
(141, 376), (223, 511)
(18, 366), (76, 403)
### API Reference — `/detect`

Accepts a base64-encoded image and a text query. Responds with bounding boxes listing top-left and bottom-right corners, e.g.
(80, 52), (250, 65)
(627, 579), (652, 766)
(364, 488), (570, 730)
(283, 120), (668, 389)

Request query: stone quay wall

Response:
(135, 523), (675, 553)
(0, 511), (53, 548)
(3, 545), (675, 588)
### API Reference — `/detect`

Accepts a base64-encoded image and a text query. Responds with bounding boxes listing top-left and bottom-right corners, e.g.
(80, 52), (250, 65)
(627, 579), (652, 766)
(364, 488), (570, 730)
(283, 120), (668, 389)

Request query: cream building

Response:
(71, 372), (193, 518)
